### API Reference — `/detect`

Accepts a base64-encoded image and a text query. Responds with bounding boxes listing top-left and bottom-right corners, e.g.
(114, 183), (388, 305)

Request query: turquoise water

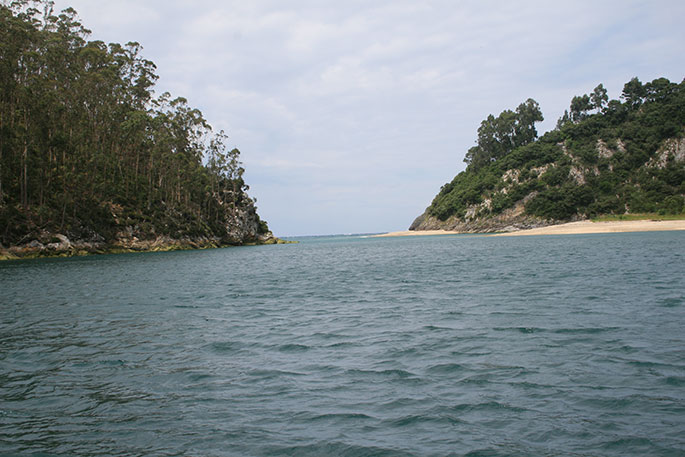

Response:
(1, 231), (684, 456)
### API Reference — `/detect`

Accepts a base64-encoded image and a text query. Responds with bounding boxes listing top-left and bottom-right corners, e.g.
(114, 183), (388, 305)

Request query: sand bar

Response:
(373, 229), (462, 237)
(491, 219), (685, 236)
(376, 220), (685, 238)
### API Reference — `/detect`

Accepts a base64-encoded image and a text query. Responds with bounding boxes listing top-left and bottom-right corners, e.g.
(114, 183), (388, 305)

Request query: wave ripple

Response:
(1, 232), (684, 456)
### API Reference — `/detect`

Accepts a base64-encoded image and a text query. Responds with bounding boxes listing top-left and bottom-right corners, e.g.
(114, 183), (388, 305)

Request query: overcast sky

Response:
(50, 0), (685, 236)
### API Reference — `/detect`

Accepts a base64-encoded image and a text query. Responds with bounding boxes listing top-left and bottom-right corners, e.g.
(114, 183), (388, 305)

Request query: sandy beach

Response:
(376, 219), (685, 238)
(491, 219), (685, 236)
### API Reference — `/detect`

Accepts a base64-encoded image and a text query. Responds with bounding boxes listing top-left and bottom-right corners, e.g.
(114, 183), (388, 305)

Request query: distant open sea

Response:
(1, 231), (684, 456)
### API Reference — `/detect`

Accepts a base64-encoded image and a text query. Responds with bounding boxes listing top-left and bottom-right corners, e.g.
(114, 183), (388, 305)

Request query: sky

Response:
(48, 0), (685, 236)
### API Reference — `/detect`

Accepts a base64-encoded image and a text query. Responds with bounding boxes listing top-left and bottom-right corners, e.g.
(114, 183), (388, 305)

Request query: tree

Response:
(556, 110), (571, 129)
(0, 0), (269, 246)
(590, 83), (608, 112)
(622, 77), (645, 108)
(464, 99), (543, 170)
(514, 98), (544, 147)
(643, 77), (677, 103)
(570, 94), (592, 122)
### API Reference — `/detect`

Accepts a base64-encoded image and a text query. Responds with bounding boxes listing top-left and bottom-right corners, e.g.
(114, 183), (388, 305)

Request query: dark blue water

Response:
(1, 231), (684, 456)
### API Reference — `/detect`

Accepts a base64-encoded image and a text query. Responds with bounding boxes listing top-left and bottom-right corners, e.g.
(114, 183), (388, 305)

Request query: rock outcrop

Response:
(410, 191), (562, 233)
(0, 230), (284, 261)
(0, 201), (285, 261)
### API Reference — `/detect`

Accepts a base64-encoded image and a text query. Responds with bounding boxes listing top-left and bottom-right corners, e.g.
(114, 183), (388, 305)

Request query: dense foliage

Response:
(427, 76), (685, 223)
(463, 98), (544, 171)
(0, 1), (269, 247)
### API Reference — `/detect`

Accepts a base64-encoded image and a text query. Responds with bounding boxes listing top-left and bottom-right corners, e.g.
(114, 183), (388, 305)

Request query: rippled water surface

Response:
(1, 231), (684, 456)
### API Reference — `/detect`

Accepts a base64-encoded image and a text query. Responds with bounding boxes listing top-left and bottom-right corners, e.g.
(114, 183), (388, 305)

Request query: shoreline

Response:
(376, 219), (685, 238)
(0, 236), (294, 262)
(373, 229), (463, 237)
(491, 219), (685, 236)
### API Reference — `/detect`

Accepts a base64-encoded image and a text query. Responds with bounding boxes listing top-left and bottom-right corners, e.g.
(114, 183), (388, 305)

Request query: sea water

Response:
(1, 231), (684, 456)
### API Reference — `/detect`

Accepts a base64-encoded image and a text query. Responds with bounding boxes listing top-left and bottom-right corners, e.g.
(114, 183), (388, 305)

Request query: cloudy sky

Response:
(50, 0), (685, 236)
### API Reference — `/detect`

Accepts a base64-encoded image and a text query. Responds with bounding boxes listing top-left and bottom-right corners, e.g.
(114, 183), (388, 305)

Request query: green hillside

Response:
(411, 77), (685, 232)
(0, 2), (276, 258)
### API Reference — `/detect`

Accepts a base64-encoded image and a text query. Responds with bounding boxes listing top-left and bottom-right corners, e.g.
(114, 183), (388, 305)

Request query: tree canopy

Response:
(0, 0), (269, 247)
(464, 98), (543, 170)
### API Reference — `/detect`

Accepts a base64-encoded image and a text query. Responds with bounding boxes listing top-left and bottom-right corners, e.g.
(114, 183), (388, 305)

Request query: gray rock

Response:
(55, 234), (70, 244)
(28, 240), (45, 249)
(46, 234), (72, 251)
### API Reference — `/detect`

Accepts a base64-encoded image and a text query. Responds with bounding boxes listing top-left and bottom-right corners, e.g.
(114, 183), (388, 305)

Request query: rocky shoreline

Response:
(0, 232), (291, 261)
(408, 201), (570, 234)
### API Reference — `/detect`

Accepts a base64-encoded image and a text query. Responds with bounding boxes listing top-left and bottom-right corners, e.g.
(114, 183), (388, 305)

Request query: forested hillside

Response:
(411, 76), (685, 232)
(0, 1), (276, 258)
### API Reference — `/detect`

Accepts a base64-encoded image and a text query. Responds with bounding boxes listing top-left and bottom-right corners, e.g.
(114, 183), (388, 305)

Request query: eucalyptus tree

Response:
(570, 94), (592, 122)
(621, 77), (645, 109)
(590, 83), (608, 112)
(464, 99), (543, 170)
(0, 0), (267, 246)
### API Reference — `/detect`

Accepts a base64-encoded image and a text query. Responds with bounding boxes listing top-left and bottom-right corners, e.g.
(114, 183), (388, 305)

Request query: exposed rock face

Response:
(410, 210), (555, 233)
(596, 139), (614, 159)
(646, 137), (685, 169)
(410, 191), (564, 233)
(1, 230), (281, 260)
(501, 169), (521, 184)
(46, 234), (71, 251)
(0, 202), (281, 261)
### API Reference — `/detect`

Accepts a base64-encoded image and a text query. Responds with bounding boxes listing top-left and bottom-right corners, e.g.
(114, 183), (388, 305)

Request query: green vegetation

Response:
(423, 76), (685, 226)
(591, 213), (685, 222)
(464, 98), (544, 171)
(0, 1), (271, 250)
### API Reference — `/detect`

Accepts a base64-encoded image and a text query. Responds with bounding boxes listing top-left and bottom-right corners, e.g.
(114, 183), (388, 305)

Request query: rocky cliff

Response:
(409, 194), (559, 233)
(0, 199), (284, 261)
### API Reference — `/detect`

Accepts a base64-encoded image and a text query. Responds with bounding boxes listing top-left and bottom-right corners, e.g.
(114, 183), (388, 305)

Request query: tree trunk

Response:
(0, 130), (3, 204)
(22, 141), (28, 210)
